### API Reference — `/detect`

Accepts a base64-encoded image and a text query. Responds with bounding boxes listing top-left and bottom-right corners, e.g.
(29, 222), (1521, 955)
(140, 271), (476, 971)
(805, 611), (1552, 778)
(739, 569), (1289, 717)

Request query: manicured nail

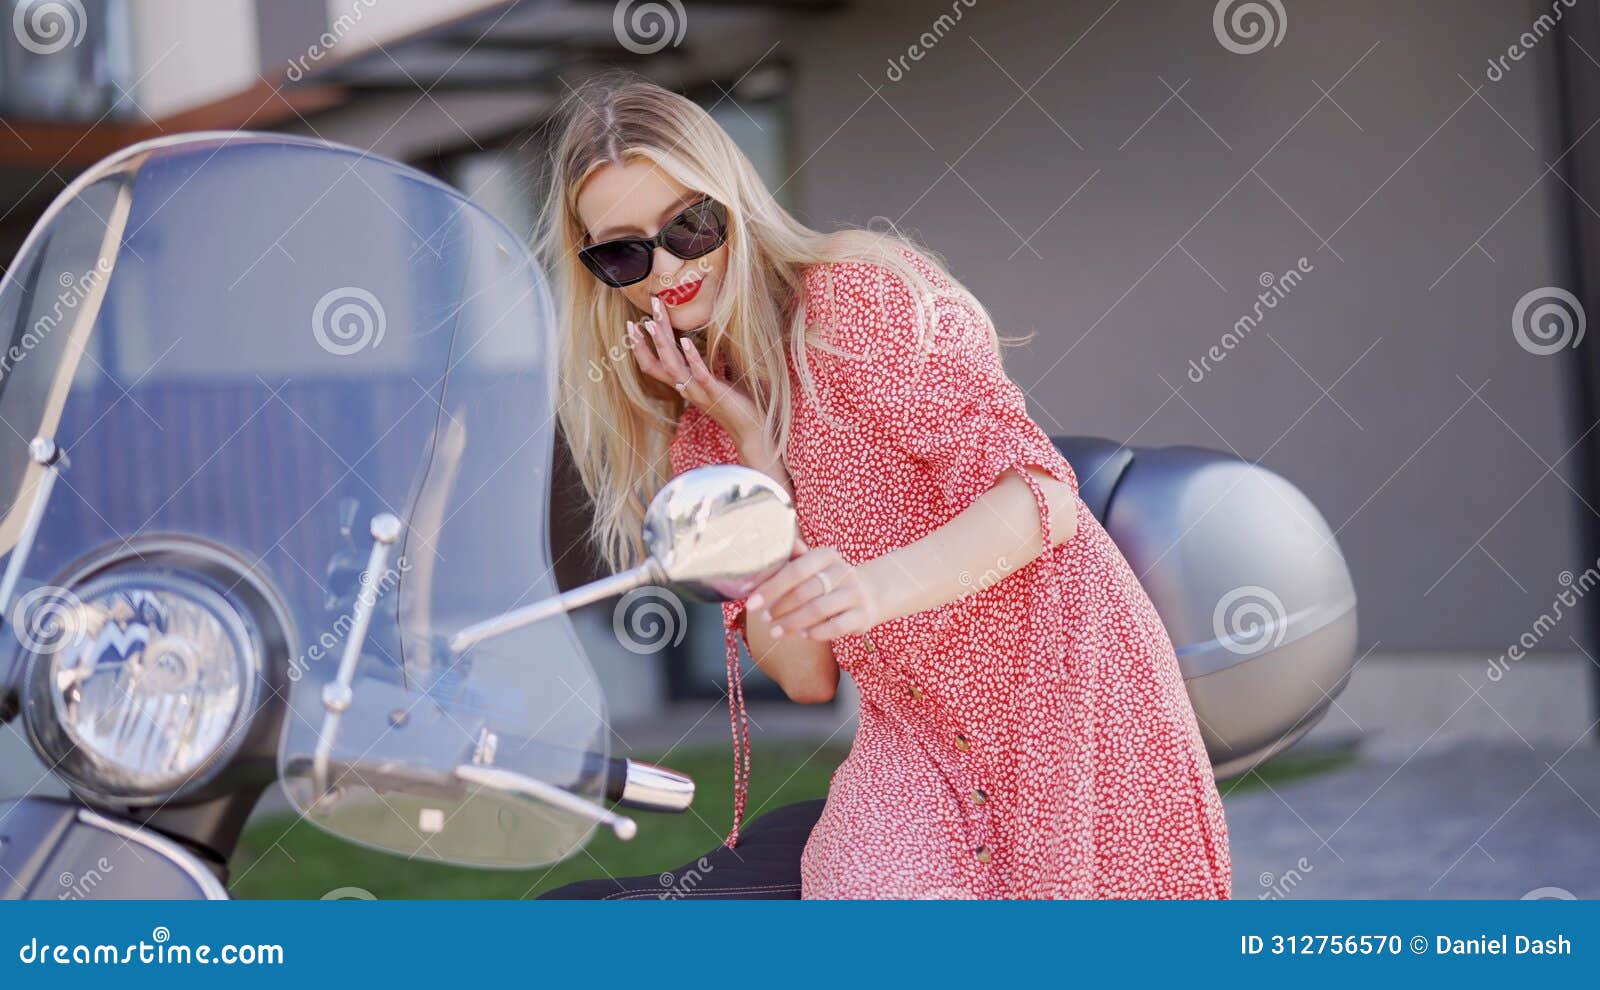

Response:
(747, 594), (764, 610)
(760, 610), (771, 623)
(770, 624), (784, 637)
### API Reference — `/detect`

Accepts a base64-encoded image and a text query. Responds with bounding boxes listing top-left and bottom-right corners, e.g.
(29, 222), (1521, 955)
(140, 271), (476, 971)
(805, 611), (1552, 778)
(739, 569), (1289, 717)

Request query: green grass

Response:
(229, 741), (848, 900)
(228, 741), (1355, 899)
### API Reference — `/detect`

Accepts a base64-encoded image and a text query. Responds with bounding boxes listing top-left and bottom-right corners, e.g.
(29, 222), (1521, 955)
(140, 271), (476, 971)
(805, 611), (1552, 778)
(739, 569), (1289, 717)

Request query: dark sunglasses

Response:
(577, 197), (729, 288)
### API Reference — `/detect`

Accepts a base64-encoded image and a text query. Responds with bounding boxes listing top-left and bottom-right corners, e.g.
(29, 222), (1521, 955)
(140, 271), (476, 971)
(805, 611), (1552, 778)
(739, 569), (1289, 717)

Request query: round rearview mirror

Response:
(642, 464), (796, 602)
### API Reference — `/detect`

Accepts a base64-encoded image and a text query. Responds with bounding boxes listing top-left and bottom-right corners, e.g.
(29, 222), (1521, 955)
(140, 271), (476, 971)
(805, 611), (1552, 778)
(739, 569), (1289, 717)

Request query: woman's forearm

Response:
(745, 607), (839, 703)
(730, 424), (840, 703)
(860, 466), (1077, 626)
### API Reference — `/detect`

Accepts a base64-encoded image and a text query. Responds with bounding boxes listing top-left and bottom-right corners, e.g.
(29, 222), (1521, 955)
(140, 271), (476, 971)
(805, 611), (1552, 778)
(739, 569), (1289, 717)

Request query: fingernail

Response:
(770, 625), (784, 637)
(747, 594), (764, 610)
(760, 610), (771, 623)
(680, 337), (691, 350)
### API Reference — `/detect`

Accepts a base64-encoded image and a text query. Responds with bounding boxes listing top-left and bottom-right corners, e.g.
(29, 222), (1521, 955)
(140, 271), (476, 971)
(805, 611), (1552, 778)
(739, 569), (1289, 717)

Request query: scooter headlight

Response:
(19, 568), (262, 805)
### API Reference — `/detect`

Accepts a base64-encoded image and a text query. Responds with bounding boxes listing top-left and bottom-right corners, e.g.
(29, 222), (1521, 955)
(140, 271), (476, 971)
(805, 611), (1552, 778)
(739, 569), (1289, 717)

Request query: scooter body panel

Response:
(0, 797), (228, 900)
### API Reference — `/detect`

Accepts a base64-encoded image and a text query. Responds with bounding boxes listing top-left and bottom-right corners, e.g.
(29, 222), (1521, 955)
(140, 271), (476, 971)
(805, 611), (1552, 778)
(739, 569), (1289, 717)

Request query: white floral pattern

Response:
(668, 254), (1231, 899)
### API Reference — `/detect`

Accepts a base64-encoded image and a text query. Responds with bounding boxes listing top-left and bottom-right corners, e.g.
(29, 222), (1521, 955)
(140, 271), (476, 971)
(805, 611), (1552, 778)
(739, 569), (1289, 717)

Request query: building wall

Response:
(782, 0), (1585, 656)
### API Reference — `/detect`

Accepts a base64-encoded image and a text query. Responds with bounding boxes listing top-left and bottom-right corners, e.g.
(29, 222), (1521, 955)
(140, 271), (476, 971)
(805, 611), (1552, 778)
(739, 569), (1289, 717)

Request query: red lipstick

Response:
(658, 275), (703, 308)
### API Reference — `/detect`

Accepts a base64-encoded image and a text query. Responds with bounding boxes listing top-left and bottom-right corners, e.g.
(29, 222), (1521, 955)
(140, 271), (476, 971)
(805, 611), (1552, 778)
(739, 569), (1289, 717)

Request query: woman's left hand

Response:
(747, 536), (884, 640)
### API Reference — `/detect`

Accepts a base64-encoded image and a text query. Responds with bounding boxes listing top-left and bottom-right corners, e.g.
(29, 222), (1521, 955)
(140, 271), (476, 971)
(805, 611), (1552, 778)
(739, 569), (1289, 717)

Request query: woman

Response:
(538, 74), (1230, 899)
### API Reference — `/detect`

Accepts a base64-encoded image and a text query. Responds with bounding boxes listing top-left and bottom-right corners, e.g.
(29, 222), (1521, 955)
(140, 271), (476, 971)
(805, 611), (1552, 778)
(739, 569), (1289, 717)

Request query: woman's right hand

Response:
(629, 293), (764, 446)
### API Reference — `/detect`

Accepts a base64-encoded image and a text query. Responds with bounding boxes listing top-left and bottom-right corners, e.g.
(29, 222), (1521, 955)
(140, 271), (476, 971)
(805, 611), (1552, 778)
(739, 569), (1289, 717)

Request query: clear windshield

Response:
(0, 134), (607, 868)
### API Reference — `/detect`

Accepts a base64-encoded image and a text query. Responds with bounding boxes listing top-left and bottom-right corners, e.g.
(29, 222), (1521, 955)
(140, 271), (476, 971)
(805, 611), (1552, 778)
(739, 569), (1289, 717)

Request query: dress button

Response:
(974, 845), (993, 864)
(954, 733), (971, 753)
(971, 788), (988, 805)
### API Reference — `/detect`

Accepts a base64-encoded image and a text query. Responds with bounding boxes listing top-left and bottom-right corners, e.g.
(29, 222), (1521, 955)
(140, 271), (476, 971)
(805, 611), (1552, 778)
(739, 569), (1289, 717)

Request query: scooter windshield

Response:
(0, 134), (608, 868)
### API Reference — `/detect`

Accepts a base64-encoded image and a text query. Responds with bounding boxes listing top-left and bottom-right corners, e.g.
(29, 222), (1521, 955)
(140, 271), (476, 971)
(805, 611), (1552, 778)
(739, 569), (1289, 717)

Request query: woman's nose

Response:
(652, 247), (683, 288)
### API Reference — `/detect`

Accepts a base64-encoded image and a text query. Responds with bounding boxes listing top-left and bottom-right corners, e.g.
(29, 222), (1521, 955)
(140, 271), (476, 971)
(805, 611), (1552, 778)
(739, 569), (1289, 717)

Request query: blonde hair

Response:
(535, 73), (1001, 571)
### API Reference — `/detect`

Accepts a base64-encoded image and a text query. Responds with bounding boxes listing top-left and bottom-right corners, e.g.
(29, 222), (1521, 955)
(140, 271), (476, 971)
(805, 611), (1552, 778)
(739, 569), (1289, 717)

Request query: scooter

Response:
(0, 133), (1357, 899)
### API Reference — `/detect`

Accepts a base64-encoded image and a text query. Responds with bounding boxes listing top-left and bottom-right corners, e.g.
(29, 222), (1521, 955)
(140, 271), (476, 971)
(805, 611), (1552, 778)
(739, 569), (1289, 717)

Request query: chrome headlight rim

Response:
(18, 553), (268, 808)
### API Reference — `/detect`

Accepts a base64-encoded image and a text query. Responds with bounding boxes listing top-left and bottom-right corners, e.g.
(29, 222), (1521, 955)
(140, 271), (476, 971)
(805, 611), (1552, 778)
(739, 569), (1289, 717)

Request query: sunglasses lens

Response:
(579, 241), (652, 287)
(662, 200), (727, 260)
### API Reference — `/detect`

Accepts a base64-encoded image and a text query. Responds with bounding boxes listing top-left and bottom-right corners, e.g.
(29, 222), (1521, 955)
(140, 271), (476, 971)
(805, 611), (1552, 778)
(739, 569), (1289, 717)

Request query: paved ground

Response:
(1223, 738), (1600, 899)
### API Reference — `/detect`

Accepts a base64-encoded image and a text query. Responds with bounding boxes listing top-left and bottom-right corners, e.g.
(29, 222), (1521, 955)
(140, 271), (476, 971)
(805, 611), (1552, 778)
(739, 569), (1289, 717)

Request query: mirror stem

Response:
(448, 561), (663, 655)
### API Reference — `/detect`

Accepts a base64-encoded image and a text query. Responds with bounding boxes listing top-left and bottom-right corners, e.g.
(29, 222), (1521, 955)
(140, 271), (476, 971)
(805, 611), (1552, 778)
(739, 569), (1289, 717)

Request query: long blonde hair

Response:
(535, 73), (1000, 571)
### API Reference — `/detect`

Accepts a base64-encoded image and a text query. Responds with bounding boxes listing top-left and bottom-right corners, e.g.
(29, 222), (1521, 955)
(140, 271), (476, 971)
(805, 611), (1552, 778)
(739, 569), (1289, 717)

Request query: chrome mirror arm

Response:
(454, 763), (637, 840)
(312, 512), (403, 795)
(447, 560), (663, 655)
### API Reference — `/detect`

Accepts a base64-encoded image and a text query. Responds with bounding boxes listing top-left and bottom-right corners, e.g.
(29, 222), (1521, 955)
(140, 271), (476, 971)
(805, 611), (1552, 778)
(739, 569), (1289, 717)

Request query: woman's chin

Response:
(668, 301), (714, 332)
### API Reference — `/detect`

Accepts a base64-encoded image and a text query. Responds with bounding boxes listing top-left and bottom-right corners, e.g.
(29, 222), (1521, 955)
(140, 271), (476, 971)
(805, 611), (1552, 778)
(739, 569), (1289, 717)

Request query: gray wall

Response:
(786, 0), (1584, 654)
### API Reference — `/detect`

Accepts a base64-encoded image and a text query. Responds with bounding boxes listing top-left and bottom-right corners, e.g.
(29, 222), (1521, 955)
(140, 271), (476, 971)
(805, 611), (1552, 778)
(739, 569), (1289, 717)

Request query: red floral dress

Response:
(667, 253), (1231, 899)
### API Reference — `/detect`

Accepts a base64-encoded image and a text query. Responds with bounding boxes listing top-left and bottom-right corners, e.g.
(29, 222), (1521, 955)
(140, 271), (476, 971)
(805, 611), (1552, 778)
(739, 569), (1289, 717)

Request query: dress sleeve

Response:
(806, 259), (1079, 548)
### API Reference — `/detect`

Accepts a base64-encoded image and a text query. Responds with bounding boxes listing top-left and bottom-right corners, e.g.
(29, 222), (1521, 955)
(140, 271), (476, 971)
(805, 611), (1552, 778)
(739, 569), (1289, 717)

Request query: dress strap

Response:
(723, 622), (751, 847)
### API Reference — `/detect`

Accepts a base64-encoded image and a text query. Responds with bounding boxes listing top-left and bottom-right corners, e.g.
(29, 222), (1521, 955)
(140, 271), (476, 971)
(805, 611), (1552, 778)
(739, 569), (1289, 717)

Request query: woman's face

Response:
(575, 159), (728, 332)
